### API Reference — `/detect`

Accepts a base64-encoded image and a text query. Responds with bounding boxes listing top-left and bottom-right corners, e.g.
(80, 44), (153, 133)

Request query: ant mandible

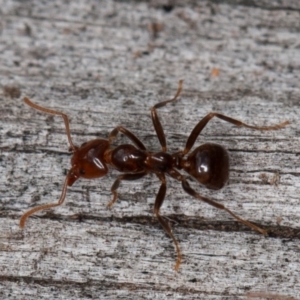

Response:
(20, 80), (289, 271)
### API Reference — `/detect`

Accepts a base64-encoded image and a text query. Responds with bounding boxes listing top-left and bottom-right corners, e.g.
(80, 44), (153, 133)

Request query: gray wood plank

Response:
(0, 1), (299, 299)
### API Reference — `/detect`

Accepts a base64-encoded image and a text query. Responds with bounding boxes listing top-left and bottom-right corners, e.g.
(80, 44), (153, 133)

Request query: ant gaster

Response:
(20, 81), (289, 271)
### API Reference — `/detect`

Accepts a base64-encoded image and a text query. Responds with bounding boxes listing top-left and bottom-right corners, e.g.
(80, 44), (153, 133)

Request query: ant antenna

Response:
(23, 97), (77, 151)
(20, 173), (69, 228)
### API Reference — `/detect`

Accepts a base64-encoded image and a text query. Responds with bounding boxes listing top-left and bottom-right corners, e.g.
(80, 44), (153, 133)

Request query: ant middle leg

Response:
(181, 112), (290, 156)
(151, 80), (183, 152)
(109, 126), (146, 150)
(107, 171), (147, 208)
(154, 173), (182, 271)
(181, 179), (267, 235)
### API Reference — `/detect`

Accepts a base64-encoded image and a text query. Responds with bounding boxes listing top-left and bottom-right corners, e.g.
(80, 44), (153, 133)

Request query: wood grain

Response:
(0, 1), (300, 299)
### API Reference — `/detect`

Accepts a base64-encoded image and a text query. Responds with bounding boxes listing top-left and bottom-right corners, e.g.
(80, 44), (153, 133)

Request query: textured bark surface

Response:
(0, 0), (300, 299)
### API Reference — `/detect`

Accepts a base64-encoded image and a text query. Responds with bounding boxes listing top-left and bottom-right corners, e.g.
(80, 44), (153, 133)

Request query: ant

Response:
(20, 80), (289, 271)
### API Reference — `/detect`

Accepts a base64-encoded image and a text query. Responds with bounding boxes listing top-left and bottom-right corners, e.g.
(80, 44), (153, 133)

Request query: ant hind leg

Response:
(182, 112), (290, 156)
(181, 179), (267, 235)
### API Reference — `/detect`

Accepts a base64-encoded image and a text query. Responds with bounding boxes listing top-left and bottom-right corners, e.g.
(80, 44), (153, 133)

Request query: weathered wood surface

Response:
(1, 1), (300, 299)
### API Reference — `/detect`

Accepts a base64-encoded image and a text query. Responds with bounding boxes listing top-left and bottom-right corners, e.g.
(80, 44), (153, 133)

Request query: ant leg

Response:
(151, 80), (183, 152)
(182, 112), (290, 155)
(109, 126), (146, 150)
(181, 179), (267, 235)
(23, 97), (77, 151)
(107, 171), (147, 208)
(20, 174), (69, 228)
(154, 173), (182, 271)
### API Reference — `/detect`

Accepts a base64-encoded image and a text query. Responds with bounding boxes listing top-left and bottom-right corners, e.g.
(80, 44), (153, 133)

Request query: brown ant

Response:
(20, 80), (289, 271)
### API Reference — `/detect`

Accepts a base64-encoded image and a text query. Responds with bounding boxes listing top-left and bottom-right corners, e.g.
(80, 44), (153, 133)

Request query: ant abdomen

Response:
(183, 143), (229, 190)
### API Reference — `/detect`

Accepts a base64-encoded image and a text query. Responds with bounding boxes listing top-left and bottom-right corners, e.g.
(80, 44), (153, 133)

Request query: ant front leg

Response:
(154, 173), (182, 271)
(107, 172), (147, 208)
(109, 126), (146, 150)
(181, 112), (290, 155)
(151, 80), (183, 152)
(181, 179), (267, 235)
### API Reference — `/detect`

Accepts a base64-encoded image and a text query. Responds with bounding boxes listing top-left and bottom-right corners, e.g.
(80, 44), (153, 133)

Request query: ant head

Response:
(67, 167), (80, 186)
(67, 139), (110, 186)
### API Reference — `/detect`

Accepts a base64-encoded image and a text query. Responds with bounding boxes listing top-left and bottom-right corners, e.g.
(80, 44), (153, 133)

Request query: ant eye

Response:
(80, 169), (85, 175)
